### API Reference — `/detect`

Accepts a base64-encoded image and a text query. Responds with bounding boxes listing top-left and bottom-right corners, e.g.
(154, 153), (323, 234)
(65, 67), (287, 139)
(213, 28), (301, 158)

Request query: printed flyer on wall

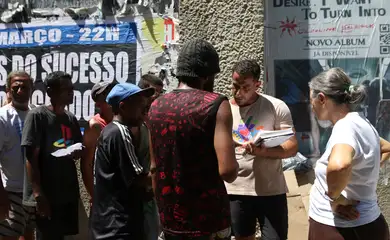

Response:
(264, 0), (390, 156)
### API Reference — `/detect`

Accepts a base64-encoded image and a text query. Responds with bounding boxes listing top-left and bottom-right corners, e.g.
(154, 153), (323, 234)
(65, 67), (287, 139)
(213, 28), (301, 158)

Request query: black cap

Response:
(91, 81), (115, 102)
(176, 39), (220, 78)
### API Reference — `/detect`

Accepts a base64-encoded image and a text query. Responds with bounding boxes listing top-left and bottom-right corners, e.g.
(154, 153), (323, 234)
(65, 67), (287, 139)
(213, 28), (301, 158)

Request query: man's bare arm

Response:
(148, 131), (157, 197)
(214, 100), (239, 183)
(81, 120), (101, 198)
(25, 146), (42, 198)
(380, 138), (390, 166)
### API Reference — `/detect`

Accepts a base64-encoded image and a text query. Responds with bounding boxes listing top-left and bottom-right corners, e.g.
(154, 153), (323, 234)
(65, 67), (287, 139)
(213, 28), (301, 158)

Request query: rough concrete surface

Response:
(378, 170), (390, 225)
(179, 0), (264, 96)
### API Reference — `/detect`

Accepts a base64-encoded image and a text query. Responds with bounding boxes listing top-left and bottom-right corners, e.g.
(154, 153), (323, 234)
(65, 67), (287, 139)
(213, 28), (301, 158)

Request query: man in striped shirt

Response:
(89, 83), (155, 239)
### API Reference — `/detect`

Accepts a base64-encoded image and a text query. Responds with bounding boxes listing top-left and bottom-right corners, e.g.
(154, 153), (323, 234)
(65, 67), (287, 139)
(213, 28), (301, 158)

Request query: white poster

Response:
(265, 0), (390, 156)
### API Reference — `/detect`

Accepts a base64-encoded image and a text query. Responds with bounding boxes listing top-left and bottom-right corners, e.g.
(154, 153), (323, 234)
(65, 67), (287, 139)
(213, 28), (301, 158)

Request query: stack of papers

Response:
(234, 128), (294, 148)
(254, 128), (294, 148)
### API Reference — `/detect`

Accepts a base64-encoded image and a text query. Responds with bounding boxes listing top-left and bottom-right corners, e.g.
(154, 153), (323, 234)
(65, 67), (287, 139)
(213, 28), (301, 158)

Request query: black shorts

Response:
(229, 194), (288, 240)
(309, 214), (390, 240)
(164, 233), (230, 240)
(36, 202), (79, 239)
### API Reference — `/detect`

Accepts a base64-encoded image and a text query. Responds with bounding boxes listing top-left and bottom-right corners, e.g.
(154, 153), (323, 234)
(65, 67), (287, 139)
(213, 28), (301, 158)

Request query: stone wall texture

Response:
(179, 0), (265, 96)
(378, 172), (390, 224)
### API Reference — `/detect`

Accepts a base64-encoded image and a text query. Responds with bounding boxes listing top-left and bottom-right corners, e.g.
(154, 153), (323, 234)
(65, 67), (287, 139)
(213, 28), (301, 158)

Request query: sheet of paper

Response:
(51, 142), (83, 157)
(262, 135), (293, 148)
(256, 128), (294, 139)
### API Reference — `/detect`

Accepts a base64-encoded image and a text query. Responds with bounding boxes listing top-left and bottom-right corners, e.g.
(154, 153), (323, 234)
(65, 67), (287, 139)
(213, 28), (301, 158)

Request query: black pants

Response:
(229, 194), (288, 240)
(36, 202), (79, 240)
(309, 214), (390, 240)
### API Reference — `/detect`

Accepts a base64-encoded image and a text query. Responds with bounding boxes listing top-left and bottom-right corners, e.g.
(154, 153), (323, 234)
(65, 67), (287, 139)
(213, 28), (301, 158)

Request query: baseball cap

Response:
(91, 81), (115, 102)
(106, 83), (155, 106)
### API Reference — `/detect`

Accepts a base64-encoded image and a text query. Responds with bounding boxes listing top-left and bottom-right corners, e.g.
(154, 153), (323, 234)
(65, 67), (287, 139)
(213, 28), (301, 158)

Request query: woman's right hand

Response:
(330, 195), (360, 221)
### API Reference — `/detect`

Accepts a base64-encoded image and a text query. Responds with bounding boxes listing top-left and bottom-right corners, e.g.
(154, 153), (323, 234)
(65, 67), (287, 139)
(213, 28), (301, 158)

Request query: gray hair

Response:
(6, 70), (32, 90)
(309, 67), (367, 109)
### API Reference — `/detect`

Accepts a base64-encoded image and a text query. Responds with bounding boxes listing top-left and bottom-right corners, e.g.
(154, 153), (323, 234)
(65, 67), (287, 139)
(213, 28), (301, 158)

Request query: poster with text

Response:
(264, 0), (390, 157)
(0, 17), (139, 130)
(0, 14), (180, 131)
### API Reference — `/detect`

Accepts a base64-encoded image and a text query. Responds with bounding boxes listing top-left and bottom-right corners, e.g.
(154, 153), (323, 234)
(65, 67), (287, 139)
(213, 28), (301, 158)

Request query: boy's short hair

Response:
(44, 71), (72, 90)
(138, 74), (163, 89)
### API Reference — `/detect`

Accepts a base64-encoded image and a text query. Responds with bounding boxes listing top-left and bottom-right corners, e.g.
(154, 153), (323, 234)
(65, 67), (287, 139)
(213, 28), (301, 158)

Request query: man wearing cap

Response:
(81, 81), (115, 203)
(89, 83), (155, 239)
(148, 38), (238, 239)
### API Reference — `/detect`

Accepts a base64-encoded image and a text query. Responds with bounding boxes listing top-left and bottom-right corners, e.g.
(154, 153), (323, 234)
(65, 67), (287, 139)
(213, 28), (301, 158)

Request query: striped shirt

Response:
(90, 120), (145, 239)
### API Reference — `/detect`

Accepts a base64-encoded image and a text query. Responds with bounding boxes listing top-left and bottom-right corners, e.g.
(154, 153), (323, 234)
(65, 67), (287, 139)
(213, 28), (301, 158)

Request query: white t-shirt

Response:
(309, 112), (381, 227)
(0, 104), (29, 193)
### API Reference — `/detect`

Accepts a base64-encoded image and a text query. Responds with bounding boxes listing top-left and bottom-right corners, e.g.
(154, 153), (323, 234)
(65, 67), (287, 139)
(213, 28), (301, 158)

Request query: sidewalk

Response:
(284, 170), (315, 240)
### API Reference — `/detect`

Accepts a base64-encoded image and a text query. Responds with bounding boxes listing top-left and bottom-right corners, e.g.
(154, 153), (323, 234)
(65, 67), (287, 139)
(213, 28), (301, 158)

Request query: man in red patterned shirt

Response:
(148, 39), (239, 240)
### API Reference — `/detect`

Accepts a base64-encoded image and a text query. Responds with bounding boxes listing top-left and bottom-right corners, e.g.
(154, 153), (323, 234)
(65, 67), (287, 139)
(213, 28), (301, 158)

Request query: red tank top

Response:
(148, 89), (230, 237)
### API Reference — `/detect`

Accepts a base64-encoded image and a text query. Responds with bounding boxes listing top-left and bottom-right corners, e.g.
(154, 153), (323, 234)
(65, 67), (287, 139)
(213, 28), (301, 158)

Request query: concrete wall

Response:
(378, 170), (390, 224)
(179, 0), (265, 96)
(179, 0), (390, 227)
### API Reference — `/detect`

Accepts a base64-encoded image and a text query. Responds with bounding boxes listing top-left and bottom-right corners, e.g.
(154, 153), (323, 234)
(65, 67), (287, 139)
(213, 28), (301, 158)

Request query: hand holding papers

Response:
(253, 129), (295, 148)
(233, 128), (294, 148)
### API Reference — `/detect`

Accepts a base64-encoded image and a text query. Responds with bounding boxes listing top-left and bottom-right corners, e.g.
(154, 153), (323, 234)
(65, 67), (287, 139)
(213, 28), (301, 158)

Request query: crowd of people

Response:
(0, 38), (390, 240)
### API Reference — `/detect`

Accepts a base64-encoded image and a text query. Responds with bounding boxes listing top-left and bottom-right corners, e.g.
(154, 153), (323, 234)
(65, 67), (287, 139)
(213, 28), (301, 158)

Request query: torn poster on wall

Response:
(0, 0), (179, 21)
(0, 17), (140, 128)
(140, 14), (180, 91)
(264, 0), (390, 157)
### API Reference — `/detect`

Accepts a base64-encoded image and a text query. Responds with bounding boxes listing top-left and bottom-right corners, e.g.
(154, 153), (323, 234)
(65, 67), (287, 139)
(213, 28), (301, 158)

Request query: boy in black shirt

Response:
(22, 72), (82, 240)
(89, 83), (154, 239)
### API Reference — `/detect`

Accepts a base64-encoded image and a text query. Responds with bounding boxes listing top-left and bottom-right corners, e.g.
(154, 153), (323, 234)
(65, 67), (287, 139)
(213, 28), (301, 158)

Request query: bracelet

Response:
(325, 192), (341, 202)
